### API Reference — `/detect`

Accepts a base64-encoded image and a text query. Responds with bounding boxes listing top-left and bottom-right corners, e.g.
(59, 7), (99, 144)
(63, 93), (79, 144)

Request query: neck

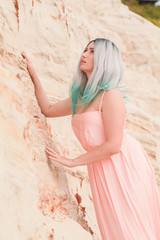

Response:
(87, 73), (90, 79)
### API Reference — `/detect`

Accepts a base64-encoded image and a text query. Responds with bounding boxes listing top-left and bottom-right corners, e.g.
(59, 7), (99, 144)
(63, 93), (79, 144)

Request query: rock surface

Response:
(0, 0), (160, 239)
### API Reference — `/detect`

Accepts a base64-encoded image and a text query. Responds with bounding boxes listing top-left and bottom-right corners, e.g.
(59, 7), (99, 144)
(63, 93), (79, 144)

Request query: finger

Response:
(45, 147), (53, 153)
(45, 149), (58, 157)
(45, 146), (58, 155)
(21, 52), (29, 61)
(21, 51), (26, 57)
(45, 149), (52, 154)
(48, 155), (56, 161)
(48, 155), (62, 165)
(45, 146), (55, 153)
(48, 155), (59, 162)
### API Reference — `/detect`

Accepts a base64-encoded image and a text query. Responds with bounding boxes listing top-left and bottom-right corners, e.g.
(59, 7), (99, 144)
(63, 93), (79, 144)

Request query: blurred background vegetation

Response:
(121, 0), (160, 27)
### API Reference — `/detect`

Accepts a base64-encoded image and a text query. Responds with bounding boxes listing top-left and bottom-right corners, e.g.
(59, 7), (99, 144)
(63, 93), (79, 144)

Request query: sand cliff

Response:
(0, 0), (160, 239)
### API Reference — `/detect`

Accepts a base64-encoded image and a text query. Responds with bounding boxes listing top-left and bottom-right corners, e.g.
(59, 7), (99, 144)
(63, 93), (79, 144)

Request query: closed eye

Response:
(84, 49), (94, 53)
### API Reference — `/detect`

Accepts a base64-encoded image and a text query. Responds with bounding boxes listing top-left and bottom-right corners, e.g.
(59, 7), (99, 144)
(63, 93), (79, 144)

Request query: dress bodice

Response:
(71, 108), (126, 152)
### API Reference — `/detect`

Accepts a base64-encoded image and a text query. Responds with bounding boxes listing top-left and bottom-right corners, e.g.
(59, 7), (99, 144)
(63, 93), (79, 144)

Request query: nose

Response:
(82, 52), (87, 60)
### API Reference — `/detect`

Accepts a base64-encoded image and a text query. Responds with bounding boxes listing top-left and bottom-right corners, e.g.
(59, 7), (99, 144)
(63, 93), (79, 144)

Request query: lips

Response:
(81, 59), (86, 63)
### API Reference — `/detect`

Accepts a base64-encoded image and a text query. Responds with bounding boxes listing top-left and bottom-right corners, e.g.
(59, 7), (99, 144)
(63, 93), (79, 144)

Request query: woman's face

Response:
(80, 41), (94, 79)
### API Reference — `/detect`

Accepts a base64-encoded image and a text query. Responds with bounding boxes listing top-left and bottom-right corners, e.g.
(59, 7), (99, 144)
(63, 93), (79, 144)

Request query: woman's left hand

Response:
(45, 146), (75, 168)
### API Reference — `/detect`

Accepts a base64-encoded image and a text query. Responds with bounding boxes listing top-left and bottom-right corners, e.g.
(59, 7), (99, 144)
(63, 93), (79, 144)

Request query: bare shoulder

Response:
(104, 87), (123, 98)
(103, 88), (124, 102)
(102, 88), (126, 113)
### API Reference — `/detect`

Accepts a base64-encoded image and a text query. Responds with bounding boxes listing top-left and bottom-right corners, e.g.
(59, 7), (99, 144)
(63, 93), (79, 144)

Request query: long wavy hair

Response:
(69, 38), (129, 116)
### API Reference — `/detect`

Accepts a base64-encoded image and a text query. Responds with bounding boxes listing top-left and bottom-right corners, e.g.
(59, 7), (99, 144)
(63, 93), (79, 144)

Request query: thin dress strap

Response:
(98, 90), (106, 112)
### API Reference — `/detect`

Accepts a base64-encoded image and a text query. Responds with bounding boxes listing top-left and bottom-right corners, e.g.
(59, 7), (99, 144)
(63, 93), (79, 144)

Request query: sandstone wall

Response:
(1, 0), (160, 239)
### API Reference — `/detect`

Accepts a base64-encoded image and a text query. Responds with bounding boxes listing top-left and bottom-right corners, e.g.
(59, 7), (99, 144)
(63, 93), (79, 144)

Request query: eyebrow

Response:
(85, 47), (94, 50)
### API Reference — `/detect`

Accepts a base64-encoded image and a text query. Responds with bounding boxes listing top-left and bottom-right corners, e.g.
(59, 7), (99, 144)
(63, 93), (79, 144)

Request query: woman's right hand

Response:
(21, 51), (36, 78)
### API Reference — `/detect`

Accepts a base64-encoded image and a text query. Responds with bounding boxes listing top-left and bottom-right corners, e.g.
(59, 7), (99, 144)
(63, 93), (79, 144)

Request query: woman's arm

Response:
(31, 71), (72, 117)
(30, 71), (72, 117)
(31, 71), (52, 116)
(21, 52), (51, 116)
(46, 97), (72, 118)
(21, 52), (72, 117)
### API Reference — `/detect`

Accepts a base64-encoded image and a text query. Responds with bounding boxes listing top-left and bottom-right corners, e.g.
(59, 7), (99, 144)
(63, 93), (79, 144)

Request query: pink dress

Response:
(71, 90), (160, 240)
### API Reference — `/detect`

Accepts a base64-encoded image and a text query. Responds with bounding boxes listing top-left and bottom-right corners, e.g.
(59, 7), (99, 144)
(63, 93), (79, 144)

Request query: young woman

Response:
(21, 38), (160, 240)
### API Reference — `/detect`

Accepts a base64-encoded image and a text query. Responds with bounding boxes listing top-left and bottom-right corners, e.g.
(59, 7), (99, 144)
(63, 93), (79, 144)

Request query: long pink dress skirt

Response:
(71, 90), (160, 240)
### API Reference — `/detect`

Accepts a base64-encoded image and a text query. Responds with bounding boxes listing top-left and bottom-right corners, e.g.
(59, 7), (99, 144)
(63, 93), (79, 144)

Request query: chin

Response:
(80, 66), (86, 73)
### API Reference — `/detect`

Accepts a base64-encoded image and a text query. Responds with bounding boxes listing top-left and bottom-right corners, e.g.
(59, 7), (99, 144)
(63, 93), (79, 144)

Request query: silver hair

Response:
(69, 38), (128, 115)
(72, 38), (124, 98)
